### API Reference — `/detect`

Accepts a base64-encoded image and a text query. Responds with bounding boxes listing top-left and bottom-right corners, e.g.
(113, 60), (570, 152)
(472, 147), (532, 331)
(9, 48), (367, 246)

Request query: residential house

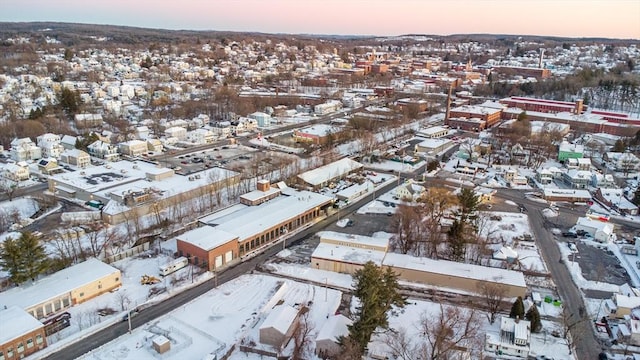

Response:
(118, 140), (147, 157)
(605, 152), (640, 173)
(562, 169), (592, 189)
(74, 113), (103, 128)
(566, 157), (591, 170)
(3, 162), (30, 182)
(211, 121), (232, 138)
(455, 159), (487, 177)
(146, 139), (163, 153)
(536, 168), (553, 185)
(136, 126), (150, 140)
(10, 138), (42, 162)
(503, 168), (527, 186)
(394, 179), (425, 201)
(607, 293), (640, 318)
(60, 149), (90, 169)
(164, 126), (187, 141)
(36, 133), (64, 159)
(233, 117), (257, 133)
(87, 140), (119, 162)
(558, 141), (584, 161)
(476, 187), (497, 203)
(591, 173), (616, 188)
(187, 128), (215, 145)
(60, 135), (77, 150)
(37, 158), (61, 175)
(484, 317), (531, 358)
(249, 111), (272, 127)
(594, 188), (639, 216)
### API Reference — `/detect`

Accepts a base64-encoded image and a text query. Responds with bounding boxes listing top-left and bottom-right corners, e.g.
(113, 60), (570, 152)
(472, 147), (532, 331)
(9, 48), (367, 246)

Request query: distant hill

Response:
(0, 22), (634, 47)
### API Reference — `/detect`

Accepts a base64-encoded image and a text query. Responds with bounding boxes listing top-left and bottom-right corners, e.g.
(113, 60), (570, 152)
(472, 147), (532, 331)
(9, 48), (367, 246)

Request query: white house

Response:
(87, 140), (119, 162)
(485, 317), (531, 358)
(395, 179), (425, 201)
(36, 133), (64, 159)
(136, 126), (150, 140)
(60, 149), (90, 169)
(535, 168), (553, 185)
(187, 128), (215, 145)
(10, 138), (42, 162)
(315, 314), (352, 357)
(605, 152), (640, 173)
(164, 126), (187, 141)
(3, 162), (30, 182)
(574, 217), (615, 243)
(118, 140), (147, 157)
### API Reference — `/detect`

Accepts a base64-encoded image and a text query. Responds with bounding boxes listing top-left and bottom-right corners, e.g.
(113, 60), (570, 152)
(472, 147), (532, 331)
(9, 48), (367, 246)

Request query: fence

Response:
(103, 242), (151, 264)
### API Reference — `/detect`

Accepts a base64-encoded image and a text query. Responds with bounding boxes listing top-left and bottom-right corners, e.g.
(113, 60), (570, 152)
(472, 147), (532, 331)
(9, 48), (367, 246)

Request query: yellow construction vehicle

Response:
(140, 274), (161, 285)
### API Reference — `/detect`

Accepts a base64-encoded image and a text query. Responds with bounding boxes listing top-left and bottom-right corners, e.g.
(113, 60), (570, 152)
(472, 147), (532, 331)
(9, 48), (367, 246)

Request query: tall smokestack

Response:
(539, 48), (545, 69)
(445, 82), (453, 123)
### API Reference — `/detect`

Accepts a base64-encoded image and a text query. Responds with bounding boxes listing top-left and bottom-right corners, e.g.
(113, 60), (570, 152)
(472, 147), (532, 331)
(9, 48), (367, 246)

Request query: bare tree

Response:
(0, 180), (19, 202)
(291, 310), (315, 360)
(477, 280), (508, 324)
(390, 204), (421, 254)
(417, 187), (458, 259)
(115, 290), (131, 312)
(420, 304), (482, 360)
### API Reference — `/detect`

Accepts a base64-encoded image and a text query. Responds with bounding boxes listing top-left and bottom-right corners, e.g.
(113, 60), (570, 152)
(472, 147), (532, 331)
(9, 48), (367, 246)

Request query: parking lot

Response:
(574, 241), (631, 286)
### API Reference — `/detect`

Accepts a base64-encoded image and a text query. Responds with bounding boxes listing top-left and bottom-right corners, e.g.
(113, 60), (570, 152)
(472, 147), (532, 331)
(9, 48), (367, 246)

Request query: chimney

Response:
(444, 82), (453, 123)
(539, 48), (545, 69)
(257, 179), (270, 192)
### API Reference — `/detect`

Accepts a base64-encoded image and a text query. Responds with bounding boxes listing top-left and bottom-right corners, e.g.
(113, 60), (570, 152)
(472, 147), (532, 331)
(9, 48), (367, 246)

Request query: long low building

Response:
(0, 258), (121, 320)
(297, 158), (363, 190)
(311, 243), (526, 298)
(177, 184), (334, 271)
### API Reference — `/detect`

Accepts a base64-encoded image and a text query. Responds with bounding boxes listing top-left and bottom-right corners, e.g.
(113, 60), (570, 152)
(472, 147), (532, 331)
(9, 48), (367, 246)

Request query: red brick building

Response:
(500, 96), (584, 114)
(0, 307), (47, 359)
(448, 105), (502, 127)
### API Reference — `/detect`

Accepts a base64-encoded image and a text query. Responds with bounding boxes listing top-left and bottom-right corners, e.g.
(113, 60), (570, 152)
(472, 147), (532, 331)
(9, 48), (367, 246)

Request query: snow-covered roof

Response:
(240, 186), (281, 202)
(297, 158), (363, 187)
(576, 217), (614, 234)
(311, 242), (387, 265)
(335, 181), (372, 199)
(417, 126), (448, 136)
(0, 258), (120, 310)
(559, 141), (584, 153)
(296, 124), (337, 137)
(177, 226), (238, 251)
(383, 252), (527, 288)
(0, 306), (44, 344)
(259, 304), (298, 334)
(542, 188), (591, 199)
(615, 294), (640, 309)
(315, 314), (352, 342)
(202, 189), (333, 242)
(415, 138), (452, 150)
(318, 231), (389, 250)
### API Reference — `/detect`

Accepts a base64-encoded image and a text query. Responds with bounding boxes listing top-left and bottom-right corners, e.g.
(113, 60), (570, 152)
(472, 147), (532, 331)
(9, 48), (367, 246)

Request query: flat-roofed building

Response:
(0, 306), (47, 359)
(414, 138), (453, 155)
(318, 231), (389, 252)
(448, 104), (502, 128)
(417, 126), (449, 138)
(0, 258), (121, 320)
(297, 158), (363, 190)
(176, 227), (239, 271)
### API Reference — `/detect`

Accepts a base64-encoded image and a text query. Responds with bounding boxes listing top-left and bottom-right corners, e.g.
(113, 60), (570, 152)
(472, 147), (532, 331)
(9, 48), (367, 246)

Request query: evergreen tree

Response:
(20, 232), (49, 282)
(0, 237), (25, 284)
(457, 187), (479, 224)
(0, 232), (49, 284)
(57, 87), (80, 116)
(447, 219), (467, 262)
(613, 139), (627, 153)
(345, 261), (407, 355)
(526, 305), (543, 333)
(509, 296), (525, 319)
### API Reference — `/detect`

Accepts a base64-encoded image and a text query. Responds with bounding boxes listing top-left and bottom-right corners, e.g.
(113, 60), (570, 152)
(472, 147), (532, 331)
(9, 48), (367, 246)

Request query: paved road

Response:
(495, 190), (603, 359)
(0, 182), (48, 202)
(43, 178), (399, 359)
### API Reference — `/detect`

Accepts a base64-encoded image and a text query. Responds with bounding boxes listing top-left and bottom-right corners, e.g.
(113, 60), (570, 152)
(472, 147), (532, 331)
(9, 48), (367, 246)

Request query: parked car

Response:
(562, 231), (578, 238)
(346, 220), (354, 227)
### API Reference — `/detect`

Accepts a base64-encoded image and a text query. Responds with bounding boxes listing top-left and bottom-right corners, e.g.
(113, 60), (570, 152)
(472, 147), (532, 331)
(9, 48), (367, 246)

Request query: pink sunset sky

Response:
(2, 0), (639, 39)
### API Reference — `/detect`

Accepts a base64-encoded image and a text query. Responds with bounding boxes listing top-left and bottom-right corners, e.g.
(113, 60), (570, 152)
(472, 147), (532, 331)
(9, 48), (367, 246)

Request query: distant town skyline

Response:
(2, 0), (639, 40)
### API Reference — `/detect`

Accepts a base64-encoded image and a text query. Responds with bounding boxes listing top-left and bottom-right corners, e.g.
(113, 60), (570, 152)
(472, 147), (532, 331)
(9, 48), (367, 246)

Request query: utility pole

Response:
(126, 306), (132, 334)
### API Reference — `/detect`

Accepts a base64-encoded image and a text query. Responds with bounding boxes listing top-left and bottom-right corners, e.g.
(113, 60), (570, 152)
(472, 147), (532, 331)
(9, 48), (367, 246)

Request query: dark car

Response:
(346, 220), (354, 227)
(562, 232), (578, 238)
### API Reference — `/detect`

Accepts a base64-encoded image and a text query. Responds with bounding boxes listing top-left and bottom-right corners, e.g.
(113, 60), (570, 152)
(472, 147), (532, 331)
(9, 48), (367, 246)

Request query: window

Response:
(0, 351), (4, 360)
(115, 277), (119, 282)
(26, 339), (33, 349)
(36, 335), (43, 344)
(62, 297), (70, 307)
(98, 284), (102, 289)
(17, 343), (24, 353)
(79, 292), (84, 297)
(6, 348), (13, 358)
(54, 300), (61, 311)
(45, 303), (53, 315)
